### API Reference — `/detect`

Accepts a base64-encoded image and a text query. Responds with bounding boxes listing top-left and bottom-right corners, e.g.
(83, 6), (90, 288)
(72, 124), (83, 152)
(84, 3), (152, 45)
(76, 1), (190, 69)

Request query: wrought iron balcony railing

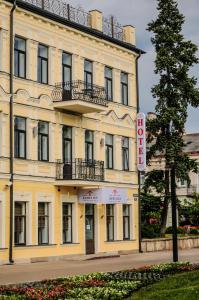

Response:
(52, 80), (108, 107)
(56, 159), (105, 182)
(20, 0), (126, 42)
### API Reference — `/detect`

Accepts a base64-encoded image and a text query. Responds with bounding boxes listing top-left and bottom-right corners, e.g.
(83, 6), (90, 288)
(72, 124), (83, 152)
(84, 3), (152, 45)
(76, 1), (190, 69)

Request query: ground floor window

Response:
(123, 204), (130, 240)
(106, 204), (114, 241)
(62, 203), (72, 243)
(38, 202), (49, 245)
(14, 202), (26, 245)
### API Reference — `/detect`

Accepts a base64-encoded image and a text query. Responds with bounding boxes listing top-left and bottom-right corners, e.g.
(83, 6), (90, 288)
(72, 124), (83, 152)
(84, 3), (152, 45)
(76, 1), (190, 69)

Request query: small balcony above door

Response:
(55, 158), (105, 187)
(52, 80), (108, 114)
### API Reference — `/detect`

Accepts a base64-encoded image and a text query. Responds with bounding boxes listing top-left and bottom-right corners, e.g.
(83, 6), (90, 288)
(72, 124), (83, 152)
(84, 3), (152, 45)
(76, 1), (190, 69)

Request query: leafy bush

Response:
(189, 228), (199, 235)
(0, 263), (199, 300)
(141, 224), (161, 238)
(165, 226), (186, 235)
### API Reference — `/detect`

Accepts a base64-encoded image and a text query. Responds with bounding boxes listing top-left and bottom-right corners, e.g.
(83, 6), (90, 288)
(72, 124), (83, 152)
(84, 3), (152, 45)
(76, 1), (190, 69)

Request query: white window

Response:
(61, 195), (78, 244)
(36, 193), (54, 245)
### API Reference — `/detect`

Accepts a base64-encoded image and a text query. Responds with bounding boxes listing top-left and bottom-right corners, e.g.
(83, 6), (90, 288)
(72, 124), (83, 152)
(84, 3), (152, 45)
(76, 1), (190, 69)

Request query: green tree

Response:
(145, 0), (199, 236)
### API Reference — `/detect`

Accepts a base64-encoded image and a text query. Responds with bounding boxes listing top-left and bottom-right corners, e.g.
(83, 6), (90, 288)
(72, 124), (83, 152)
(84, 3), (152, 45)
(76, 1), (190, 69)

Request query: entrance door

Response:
(85, 204), (95, 254)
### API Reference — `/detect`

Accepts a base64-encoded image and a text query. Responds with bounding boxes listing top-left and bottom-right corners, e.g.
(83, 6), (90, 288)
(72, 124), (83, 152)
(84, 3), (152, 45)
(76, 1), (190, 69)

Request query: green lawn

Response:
(128, 270), (199, 300)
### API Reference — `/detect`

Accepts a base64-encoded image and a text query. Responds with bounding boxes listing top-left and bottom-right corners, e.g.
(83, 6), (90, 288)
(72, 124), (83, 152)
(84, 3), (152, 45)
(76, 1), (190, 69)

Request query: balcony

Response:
(52, 80), (108, 114)
(55, 158), (105, 186)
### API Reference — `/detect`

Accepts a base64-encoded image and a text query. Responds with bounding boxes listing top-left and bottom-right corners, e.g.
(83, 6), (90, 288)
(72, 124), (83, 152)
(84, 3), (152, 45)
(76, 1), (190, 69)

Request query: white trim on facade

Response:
(60, 194), (79, 244)
(14, 192), (32, 245)
(36, 193), (55, 245)
(0, 192), (6, 248)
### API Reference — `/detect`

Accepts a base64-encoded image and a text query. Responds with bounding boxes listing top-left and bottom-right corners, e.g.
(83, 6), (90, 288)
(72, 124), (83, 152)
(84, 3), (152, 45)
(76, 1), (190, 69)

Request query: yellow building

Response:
(0, 0), (144, 264)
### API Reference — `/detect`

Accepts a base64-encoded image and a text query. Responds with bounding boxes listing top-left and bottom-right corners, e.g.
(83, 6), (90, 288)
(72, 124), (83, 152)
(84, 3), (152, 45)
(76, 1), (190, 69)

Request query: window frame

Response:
(84, 59), (93, 90)
(62, 52), (72, 83)
(122, 137), (129, 171)
(123, 204), (130, 240)
(62, 126), (72, 163)
(38, 121), (49, 162)
(14, 36), (26, 79)
(121, 72), (128, 105)
(106, 204), (115, 241)
(105, 66), (113, 101)
(14, 201), (26, 246)
(38, 44), (48, 84)
(14, 116), (26, 159)
(105, 134), (114, 170)
(85, 130), (94, 163)
(62, 203), (73, 244)
(38, 202), (49, 245)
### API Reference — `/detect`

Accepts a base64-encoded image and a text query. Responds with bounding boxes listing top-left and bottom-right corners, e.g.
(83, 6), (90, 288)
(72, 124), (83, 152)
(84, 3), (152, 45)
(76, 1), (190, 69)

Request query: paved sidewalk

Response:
(0, 248), (199, 285)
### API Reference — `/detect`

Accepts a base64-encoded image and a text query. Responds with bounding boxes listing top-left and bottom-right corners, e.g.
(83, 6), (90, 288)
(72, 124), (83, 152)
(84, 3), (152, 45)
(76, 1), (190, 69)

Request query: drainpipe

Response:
(135, 51), (142, 253)
(9, 0), (17, 264)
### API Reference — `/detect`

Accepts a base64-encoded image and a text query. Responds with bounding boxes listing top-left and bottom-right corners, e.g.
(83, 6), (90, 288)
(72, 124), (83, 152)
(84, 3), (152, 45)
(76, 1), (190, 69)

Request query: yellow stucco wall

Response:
(0, 0), (140, 264)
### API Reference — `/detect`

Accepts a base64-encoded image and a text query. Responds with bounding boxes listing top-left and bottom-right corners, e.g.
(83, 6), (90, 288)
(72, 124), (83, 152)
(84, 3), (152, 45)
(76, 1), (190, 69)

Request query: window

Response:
(38, 121), (49, 161)
(105, 134), (113, 169)
(14, 117), (26, 159)
(85, 130), (94, 162)
(121, 72), (128, 105)
(84, 60), (93, 90)
(123, 204), (130, 240)
(62, 52), (72, 83)
(14, 202), (26, 245)
(105, 66), (113, 101)
(62, 203), (72, 243)
(63, 126), (72, 163)
(122, 137), (129, 171)
(38, 202), (49, 244)
(106, 204), (114, 241)
(38, 44), (48, 84)
(179, 179), (186, 187)
(14, 37), (26, 78)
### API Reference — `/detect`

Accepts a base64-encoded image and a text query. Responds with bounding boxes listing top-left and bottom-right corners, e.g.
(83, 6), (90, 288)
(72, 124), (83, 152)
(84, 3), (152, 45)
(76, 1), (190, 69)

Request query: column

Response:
(73, 127), (84, 159)
(129, 138), (136, 172)
(94, 131), (100, 161)
(0, 29), (9, 73)
(113, 69), (120, 103)
(114, 135), (122, 170)
(128, 74), (135, 107)
(48, 46), (56, 86)
(49, 123), (56, 162)
(27, 40), (38, 81)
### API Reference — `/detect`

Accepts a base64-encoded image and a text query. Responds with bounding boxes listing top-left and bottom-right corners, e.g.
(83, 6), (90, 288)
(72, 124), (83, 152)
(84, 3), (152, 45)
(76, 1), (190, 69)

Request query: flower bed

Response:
(0, 262), (199, 300)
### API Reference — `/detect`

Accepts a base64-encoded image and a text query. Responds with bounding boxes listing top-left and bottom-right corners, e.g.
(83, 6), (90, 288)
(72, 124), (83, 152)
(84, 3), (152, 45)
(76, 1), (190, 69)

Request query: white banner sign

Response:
(79, 188), (128, 204)
(137, 112), (146, 171)
(102, 188), (128, 204)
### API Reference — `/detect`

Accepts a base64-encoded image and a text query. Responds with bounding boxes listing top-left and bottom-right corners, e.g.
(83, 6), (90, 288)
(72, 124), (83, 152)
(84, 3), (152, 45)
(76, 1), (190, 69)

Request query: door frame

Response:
(85, 204), (95, 255)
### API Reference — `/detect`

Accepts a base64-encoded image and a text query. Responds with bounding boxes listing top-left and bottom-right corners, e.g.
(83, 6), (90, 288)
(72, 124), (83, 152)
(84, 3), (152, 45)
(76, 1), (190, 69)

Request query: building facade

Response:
(144, 128), (199, 226)
(0, 0), (144, 264)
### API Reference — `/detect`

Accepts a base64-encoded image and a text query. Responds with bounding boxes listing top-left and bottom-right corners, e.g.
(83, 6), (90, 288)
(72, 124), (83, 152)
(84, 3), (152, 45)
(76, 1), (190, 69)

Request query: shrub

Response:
(189, 228), (199, 235)
(141, 224), (161, 238)
(165, 226), (186, 234)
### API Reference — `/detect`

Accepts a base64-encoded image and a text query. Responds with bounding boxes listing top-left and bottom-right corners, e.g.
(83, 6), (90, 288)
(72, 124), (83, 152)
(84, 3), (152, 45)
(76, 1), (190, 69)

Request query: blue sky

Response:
(68, 0), (199, 133)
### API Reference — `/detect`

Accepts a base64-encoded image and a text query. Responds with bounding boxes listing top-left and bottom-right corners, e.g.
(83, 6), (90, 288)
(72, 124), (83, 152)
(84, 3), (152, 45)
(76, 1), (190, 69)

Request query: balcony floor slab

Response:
(54, 100), (107, 114)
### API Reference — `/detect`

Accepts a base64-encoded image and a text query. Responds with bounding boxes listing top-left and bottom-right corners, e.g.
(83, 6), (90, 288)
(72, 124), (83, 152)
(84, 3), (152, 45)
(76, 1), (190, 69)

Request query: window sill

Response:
(14, 244), (57, 248)
(105, 239), (136, 243)
(60, 243), (80, 246)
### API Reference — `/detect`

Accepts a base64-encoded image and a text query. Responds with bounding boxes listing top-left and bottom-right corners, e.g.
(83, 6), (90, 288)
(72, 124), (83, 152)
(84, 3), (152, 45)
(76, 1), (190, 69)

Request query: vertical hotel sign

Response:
(137, 112), (146, 171)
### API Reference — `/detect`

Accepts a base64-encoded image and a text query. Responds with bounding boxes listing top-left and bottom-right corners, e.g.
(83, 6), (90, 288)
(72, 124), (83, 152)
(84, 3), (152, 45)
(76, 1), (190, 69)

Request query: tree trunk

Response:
(160, 169), (170, 237)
